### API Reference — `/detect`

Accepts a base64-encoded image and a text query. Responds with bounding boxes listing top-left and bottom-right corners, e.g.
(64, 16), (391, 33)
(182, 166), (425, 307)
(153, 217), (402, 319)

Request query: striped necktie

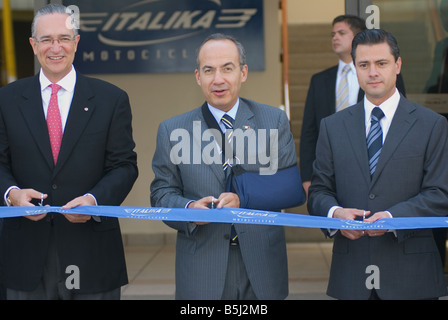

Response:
(336, 65), (350, 112)
(221, 114), (238, 244)
(221, 114), (234, 171)
(367, 107), (385, 178)
(47, 84), (62, 164)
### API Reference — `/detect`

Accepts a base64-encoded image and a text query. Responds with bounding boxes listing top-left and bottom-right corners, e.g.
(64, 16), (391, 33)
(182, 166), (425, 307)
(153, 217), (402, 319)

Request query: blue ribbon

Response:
(1, 205), (448, 230)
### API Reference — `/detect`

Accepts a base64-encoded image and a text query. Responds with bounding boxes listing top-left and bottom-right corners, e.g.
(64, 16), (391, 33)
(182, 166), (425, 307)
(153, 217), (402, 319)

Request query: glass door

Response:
(372, 0), (448, 115)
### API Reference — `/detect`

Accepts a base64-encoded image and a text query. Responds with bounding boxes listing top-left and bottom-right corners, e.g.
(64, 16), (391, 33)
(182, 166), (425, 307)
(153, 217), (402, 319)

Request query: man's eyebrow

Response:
(332, 29), (346, 35)
(201, 64), (213, 70)
(356, 58), (390, 65)
(38, 33), (73, 39)
(201, 62), (236, 70)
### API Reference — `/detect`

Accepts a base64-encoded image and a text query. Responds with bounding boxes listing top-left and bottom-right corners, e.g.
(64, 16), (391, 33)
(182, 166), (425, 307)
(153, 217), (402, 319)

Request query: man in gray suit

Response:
(308, 29), (448, 299)
(150, 34), (300, 299)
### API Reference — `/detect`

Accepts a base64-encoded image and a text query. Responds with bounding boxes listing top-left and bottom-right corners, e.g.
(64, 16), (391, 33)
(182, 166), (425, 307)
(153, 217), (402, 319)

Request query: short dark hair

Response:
(195, 33), (246, 71)
(351, 29), (400, 62)
(332, 15), (366, 35)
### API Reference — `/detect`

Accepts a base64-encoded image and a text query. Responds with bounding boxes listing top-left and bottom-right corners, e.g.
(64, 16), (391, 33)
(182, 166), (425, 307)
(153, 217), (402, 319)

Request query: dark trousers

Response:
(6, 226), (120, 300)
(0, 218), (5, 300)
(221, 244), (257, 300)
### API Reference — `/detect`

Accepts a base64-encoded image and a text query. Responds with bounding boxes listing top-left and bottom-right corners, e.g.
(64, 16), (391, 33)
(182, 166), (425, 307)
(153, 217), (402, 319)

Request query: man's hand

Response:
(364, 211), (390, 237)
(61, 194), (96, 223)
(187, 196), (217, 210)
(216, 192), (240, 209)
(187, 196), (218, 225)
(188, 193), (240, 225)
(333, 208), (370, 240)
(8, 188), (48, 221)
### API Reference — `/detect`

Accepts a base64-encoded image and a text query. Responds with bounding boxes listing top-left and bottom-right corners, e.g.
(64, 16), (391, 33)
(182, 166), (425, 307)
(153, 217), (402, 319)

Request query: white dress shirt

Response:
(364, 88), (400, 143)
(207, 99), (239, 133)
(40, 66), (76, 131)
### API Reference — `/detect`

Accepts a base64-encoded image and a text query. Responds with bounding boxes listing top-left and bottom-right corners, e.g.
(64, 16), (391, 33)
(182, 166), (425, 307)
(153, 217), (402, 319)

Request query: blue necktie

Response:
(221, 114), (234, 171)
(367, 107), (385, 178)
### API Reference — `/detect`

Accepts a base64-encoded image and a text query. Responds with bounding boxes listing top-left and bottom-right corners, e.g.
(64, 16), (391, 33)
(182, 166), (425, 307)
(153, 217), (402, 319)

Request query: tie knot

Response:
(50, 84), (61, 95)
(371, 107), (384, 122)
(221, 114), (234, 129)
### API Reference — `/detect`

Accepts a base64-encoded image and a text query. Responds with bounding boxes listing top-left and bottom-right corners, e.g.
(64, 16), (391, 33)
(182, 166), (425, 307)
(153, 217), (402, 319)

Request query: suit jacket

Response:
(150, 98), (298, 299)
(0, 73), (138, 293)
(300, 65), (406, 181)
(307, 95), (448, 299)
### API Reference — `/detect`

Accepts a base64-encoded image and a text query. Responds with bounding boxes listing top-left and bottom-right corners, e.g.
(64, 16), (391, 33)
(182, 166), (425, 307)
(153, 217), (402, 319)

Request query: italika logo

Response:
(124, 207), (172, 216)
(78, 0), (258, 47)
(230, 210), (278, 219)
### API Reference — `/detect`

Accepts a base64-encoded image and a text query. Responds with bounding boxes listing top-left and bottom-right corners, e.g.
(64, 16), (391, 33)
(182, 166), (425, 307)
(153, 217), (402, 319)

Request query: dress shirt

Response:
(364, 88), (400, 143)
(40, 66), (76, 131)
(207, 99), (239, 133)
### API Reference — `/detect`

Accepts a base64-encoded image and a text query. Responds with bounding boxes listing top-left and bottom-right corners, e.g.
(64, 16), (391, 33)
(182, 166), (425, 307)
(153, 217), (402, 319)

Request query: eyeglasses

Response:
(34, 36), (76, 46)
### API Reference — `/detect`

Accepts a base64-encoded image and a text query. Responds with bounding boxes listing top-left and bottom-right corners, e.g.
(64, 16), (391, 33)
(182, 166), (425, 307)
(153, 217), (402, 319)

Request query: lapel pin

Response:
(84, 107), (89, 112)
(243, 125), (251, 129)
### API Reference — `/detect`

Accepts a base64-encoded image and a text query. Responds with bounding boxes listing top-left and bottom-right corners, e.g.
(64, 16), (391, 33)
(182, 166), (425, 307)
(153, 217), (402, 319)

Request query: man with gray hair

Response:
(0, 4), (137, 299)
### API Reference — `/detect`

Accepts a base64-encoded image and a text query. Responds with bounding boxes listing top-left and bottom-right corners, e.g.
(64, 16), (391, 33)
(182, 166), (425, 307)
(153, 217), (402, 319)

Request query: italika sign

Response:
(64, 0), (265, 74)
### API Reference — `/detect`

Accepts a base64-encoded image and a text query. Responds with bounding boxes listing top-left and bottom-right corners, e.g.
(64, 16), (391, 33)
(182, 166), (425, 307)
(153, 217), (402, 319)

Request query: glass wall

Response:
(372, 0), (448, 114)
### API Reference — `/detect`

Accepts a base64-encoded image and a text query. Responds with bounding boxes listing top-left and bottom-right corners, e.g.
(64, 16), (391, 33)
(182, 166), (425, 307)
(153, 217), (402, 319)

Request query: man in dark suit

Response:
(308, 29), (448, 299)
(0, 4), (138, 299)
(151, 34), (301, 299)
(300, 15), (405, 195)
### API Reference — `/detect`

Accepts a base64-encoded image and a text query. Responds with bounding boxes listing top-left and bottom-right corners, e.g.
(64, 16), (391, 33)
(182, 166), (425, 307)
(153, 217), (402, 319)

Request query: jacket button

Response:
(369, 193), (375, 200)
(52, 184), (58, 190)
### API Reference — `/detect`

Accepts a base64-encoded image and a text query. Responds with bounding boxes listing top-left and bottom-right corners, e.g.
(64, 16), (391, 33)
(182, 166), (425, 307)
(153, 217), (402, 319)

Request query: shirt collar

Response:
(338, 60), (355, 75)
(207, 98), (240, 125)
(364, 88), (400, 123)
(39, 66), (77, 93)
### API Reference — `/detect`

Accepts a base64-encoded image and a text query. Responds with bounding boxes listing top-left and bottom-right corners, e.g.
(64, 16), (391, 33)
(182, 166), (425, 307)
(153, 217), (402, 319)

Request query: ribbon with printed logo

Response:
(1, 205), (448, 230)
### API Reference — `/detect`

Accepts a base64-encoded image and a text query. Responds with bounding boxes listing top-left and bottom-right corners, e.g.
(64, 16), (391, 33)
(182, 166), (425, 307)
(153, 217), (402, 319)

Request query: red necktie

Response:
(47, 84), (62, 164)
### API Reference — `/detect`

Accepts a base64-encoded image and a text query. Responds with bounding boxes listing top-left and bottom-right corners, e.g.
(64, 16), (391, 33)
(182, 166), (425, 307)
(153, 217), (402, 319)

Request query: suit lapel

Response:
(54, 74), (95, 175)
(371, 97), (417, 185)
(18, 75), (54, 169)
(234, 99), (255, 132)
(200, 103), (226, 181)
(327, 67), (337, 112)
(357, 88), (365, 102)
(343, 103), (371, 185)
